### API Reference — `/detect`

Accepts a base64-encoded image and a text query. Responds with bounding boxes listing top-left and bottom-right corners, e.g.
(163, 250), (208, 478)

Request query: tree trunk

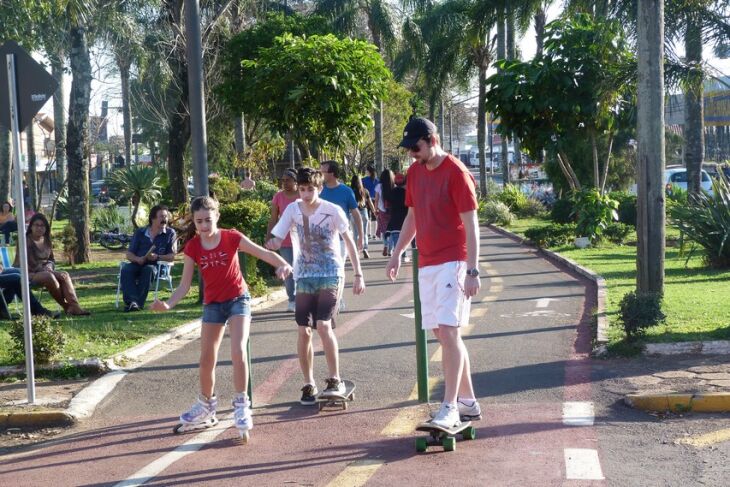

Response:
(26, 123), (38, 210)
(168, 97), (191, 206)
(66, 26), (92, 264)
(119, 58), (133, 169)
(374, 101), (384, 174)
(51, 54), (66, 190)
(636, 0), (665, 295)
(497, 10), (510, 185)
(477, 65), (487, 196)
(0, 127), (10, 204)
(591, 131), (600, 188)
(437, 100), (445, 140)
(535, 9), (547, 57)
(234, 113), (245, 160)
(599, 136), (614, 194)
(684, 14), (704, 195)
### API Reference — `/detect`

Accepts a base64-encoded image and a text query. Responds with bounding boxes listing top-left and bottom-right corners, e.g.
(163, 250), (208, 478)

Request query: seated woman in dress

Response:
(16, 213), (90, 316)
(0, 201), (18, 245)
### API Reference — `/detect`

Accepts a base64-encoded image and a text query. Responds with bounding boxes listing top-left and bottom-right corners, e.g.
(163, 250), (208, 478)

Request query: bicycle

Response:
(98, 228), (133, 250)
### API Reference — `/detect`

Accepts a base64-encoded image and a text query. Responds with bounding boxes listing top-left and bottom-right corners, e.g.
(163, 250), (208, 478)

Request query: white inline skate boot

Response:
(233, 393), (253, 444)
(173, 394), (218, 434)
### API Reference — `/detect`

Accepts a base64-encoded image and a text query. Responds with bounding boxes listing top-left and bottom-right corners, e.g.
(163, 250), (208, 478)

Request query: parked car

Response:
(665, 167), (713, 196)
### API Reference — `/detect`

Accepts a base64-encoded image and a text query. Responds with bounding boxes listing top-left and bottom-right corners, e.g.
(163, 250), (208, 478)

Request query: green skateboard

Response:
(415, 420), (476, 452)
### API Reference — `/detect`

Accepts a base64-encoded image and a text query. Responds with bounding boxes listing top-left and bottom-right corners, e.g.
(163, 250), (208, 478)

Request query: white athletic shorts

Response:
(417, 260), (471, 330)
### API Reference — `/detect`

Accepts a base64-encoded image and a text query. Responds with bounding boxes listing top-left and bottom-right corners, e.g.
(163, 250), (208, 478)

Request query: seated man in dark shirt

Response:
(121, 205), (177, 311)
(0, 266), (59, 319)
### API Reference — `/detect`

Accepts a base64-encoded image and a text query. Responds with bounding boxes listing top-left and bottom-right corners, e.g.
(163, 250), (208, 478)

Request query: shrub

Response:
(524, 223), (577, 247)
(479, 200), (513, 226)
(601, 222), (633, 245)
(10, 315), (66, 365)
(609, 191), (637, 227)
(497, 184), (528, 211)
(91, 204), (126, 232)
(668, 175), (730, 268)
(550, 198), (574, 224)
(61, 224), (79, 267)
(240, 180), (278, 203)
(210, 176), (241, 204)
(515, 197), (547, 218)
(219, 200), (272, 294)
(619, 291), (665, 340)
(571, 189), (619, 240)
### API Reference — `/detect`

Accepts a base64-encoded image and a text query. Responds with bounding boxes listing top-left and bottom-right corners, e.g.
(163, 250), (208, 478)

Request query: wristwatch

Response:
(466, 268), (480, 278)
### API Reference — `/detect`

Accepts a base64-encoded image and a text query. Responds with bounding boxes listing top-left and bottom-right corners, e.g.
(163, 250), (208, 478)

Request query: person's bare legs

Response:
(433, 326), (473, 404)
(316, 319), (340, 379)
(199, 323), (226, 398)
(297, 326), (315, 385)
(227, 315), (251, 394)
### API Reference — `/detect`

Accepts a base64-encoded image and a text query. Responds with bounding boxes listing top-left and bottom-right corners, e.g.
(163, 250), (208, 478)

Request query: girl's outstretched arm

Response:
(151, 255), (195, 311)
(238, 234), (292, 280)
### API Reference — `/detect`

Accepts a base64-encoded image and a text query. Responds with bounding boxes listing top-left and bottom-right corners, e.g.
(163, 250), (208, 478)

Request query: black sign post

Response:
(1, 40), (59, 404)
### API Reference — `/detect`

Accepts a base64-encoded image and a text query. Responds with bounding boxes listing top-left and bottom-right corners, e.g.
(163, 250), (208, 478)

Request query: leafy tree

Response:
(226, 33), (391, 157)
(107, 165), (162, 229)
(486, 14), (635, 193)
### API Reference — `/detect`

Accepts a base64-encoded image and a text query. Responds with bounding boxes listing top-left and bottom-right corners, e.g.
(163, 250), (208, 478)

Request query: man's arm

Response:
(459, 209), (480, 298)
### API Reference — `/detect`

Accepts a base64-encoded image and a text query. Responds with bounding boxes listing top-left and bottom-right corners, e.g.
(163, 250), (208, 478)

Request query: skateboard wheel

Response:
(349, 393), (355, 401)
(238, 430), (250, 445)
(463, 426), (476, 440)
(318, 402), (324, 411)
(172, 424), (182, 434)
(416, 438), (428, 452)
(343, 402), (348, 410)
(442, 437), (456, 451)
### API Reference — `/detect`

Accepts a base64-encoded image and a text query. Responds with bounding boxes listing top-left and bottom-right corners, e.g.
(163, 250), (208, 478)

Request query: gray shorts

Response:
(295, 276), (343, 328)
(202, 294), (251, 325)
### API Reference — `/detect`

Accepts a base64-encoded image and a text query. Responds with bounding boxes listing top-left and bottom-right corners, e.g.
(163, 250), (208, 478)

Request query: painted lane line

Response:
(562, 401), (595, 426)
(399, 312), (416, 319)
(114, 417), (234, 487)
(534, 297), (558, 308)
(676, 428), (730, 447)
(325, 459), (385, 487)
(564, 448), (605, 480)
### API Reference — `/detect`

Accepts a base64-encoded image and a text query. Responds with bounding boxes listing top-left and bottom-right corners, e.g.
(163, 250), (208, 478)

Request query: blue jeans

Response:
(0, 221), (17, 244)
(120, 262), (156, 308)
(279, 246), (295, 303)
(202, 294), (251, 324)
(0, 268), (46, 316)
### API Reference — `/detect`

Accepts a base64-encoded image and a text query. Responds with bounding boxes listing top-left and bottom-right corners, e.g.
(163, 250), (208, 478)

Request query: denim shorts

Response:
(202, 293), (251, 325)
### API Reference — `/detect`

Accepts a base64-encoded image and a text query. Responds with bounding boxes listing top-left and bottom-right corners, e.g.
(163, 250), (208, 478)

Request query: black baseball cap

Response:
(398, 117), (437, 148)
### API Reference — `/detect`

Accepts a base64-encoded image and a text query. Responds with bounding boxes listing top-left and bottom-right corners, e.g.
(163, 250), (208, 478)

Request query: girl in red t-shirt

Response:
(151, 196), (292, 442)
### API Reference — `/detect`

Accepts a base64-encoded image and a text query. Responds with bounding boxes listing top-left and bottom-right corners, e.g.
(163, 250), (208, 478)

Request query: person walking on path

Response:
(385, 173), (410, 261)
(319, 160), (364, 254)
(350, 174), (376, 259)
(266, 168), (366, 406)
(151, 196), (292, 436)
(120, 205), (177, 312)
(374, 169), (394, 251)
(267, 169), (299, 312)
(361, 165), (379, 238)
(386, 117), (482, 428)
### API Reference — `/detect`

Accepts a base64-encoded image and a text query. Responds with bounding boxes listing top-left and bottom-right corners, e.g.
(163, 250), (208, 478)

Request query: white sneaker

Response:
(457, 399), (482, 420)
(233, 394), (253, 431)
(431, 402), (461, 429)
(287, 301), (296, 312)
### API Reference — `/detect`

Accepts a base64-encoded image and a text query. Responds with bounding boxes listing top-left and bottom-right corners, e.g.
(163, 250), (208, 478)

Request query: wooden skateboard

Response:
(415, 420), (476, 452)
(316, 380), (355, 411)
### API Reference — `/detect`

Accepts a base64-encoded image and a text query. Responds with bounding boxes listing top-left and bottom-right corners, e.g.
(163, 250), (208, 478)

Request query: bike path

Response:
(0, 228), (603, 486)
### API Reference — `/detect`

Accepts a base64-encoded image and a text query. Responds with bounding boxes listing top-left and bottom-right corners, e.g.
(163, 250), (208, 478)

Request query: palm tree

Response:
(107, 165), (162, 229)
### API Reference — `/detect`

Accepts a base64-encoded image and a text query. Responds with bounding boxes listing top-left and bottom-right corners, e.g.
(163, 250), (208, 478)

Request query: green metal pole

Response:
(240, 252), (253, 403)
(412, 249), (429, 402)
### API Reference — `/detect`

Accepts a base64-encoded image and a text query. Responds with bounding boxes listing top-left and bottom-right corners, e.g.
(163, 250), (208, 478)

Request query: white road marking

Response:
(564, 448), (605, 480)
(534, 297), (559, 308)
(500, 310), (571, 318)
(114, 417), (234, 487)
(400, 312), (416, 319)
(562, 401), (595, 426)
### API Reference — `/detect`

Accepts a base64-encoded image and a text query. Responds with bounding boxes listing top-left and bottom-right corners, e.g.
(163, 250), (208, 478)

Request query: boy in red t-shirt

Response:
(151, 196), (292, 442)
(386, 117), (483, 429)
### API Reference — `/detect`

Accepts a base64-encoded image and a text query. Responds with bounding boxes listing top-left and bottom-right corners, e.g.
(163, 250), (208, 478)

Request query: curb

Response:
(487, 224), (609, 344)
(1, 288), (288, 429)
(625, 393), (730, 413)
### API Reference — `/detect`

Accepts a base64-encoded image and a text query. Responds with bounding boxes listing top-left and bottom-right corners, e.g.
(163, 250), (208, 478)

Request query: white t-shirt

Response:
(374, 184), (386, 212)
(272, 199), (349, 279)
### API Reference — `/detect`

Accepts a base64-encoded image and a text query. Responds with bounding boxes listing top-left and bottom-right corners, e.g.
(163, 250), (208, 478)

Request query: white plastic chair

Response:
(115, 260), (175, 308)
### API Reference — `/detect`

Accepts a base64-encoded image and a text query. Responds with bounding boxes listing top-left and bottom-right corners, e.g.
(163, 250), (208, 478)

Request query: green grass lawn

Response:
(0, 240), (282, 367)
(503, 217), (730, 346)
